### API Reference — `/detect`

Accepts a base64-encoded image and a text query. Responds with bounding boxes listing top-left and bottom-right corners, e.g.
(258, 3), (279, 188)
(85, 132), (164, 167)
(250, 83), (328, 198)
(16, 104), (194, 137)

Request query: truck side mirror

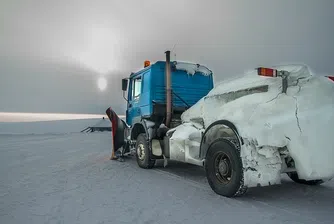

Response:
(122, 79), (128, 91)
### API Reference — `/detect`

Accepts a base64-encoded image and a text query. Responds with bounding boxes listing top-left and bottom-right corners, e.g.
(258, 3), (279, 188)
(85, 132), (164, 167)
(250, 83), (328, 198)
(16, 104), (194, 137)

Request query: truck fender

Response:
(131, 123), (147, 140)
(130, 119), (163, 157)
(130, 119), (155, 141)
(199, 120), (243, 160)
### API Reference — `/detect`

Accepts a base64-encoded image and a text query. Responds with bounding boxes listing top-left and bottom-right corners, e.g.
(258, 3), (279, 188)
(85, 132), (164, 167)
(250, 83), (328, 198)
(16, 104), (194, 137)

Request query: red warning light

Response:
(257, 67), (277, 77)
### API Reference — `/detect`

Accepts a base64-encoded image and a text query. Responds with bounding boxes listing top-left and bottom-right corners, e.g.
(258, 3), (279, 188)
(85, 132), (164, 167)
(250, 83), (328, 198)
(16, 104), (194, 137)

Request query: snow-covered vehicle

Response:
(106, 51), (334, 197)
(176, 65), (334, 196)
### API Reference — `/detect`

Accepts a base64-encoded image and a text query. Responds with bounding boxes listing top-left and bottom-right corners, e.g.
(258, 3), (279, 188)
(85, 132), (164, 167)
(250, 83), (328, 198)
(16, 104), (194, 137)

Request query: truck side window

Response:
(133, 76), (142, 99)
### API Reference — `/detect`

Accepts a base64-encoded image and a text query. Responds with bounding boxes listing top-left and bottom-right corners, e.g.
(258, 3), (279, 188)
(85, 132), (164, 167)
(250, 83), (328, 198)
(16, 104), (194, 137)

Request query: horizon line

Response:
(0, 112), (126, 122)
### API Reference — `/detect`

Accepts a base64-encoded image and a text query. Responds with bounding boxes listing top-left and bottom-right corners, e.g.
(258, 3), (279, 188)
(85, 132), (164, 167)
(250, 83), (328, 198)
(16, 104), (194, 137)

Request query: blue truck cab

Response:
(107, 51), (214, 169)
(123, 60), (214, 127)
(107, 51), (259, 198)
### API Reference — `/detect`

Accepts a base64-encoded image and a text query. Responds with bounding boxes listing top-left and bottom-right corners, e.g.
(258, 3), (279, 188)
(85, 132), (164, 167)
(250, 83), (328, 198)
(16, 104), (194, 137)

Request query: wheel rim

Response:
(137, 143), (145, 161)
(214, 152), (233, 184)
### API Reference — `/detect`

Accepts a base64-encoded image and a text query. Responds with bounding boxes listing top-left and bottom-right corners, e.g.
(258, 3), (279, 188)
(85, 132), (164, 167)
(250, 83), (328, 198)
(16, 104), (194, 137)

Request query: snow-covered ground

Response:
(0, 118), (106, 135)
(1, 120), (334, 224)
(0, 112), (107, 122)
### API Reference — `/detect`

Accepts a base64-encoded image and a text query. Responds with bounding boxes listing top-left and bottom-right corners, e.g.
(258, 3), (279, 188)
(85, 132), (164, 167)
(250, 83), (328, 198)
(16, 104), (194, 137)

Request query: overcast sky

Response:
(1, 0), (333, 115)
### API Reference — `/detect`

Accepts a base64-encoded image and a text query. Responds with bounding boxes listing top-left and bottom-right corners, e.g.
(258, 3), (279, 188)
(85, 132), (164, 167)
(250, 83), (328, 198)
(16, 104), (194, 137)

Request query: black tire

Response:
(287, 172), (324, 185)
(135, 133), (155, 169)
(205, 139), (246, 197)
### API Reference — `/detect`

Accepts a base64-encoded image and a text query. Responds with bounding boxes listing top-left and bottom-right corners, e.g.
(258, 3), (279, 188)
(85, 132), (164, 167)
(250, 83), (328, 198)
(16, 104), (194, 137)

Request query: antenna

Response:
(171, 43), (177, 61)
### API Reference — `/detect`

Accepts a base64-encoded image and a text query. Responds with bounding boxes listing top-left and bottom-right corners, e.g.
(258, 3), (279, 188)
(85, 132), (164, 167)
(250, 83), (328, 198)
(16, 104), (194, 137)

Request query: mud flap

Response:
(151, 139), (162, 156)
(106, 107), (126, 159)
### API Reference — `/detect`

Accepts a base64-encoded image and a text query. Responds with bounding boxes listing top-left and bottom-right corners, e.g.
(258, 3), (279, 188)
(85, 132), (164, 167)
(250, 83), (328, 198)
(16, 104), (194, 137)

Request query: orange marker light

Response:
(144, 60), (150, 67)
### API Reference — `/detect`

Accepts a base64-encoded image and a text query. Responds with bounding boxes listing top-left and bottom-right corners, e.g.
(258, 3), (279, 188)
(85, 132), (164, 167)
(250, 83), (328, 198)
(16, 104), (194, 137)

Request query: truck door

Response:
(127, 74), (143, 126)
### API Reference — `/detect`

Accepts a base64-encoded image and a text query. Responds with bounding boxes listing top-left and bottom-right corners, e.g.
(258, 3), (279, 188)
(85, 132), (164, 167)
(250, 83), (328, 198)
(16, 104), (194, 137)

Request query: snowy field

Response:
(1, 119), (334, 224)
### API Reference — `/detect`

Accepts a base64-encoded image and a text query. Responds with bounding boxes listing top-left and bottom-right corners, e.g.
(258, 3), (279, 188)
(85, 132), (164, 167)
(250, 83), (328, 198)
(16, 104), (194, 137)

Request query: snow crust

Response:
(0, 118), (105, 135)
(2, 125), (334, 224)
(172, 64), (334, 187)
(173, 61), (212, 76)
(0, 112), (108, 122)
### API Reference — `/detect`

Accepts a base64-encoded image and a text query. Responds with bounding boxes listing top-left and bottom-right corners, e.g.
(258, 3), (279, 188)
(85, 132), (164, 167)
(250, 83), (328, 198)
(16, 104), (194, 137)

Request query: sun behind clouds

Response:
(97, 77), (107, 91)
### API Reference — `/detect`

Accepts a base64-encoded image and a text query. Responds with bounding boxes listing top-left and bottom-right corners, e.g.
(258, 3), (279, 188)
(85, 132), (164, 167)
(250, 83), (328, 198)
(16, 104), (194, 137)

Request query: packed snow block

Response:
(186, 131), (202, 159)
(169, 123), (203, 165)
(241, 139), (282, 187)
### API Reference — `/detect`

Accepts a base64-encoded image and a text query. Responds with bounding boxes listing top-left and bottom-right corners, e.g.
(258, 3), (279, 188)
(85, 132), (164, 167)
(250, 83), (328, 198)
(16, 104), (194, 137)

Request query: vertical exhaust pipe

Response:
(165, 50), (172, 127)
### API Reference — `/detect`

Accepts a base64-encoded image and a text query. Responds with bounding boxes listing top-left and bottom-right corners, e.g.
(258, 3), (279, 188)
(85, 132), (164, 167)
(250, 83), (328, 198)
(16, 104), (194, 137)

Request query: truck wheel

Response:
(205, 139), (246, 197)
(135, 133), (155, 169)
(287, 172), (324, 185)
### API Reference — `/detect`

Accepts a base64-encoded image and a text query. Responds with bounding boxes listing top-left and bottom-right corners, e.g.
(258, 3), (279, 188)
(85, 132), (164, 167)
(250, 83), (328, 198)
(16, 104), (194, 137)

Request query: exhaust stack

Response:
(165, 50), (172, 127)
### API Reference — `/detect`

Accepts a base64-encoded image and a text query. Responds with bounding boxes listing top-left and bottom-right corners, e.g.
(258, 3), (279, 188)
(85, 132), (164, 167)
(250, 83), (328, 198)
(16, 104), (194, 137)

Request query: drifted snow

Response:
(173, 61), (212, 76)
(174, 64), (334, 186)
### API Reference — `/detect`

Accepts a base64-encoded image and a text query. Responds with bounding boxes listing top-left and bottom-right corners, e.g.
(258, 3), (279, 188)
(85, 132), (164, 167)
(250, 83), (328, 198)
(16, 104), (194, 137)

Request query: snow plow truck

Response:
(106, 51), (334, 197)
